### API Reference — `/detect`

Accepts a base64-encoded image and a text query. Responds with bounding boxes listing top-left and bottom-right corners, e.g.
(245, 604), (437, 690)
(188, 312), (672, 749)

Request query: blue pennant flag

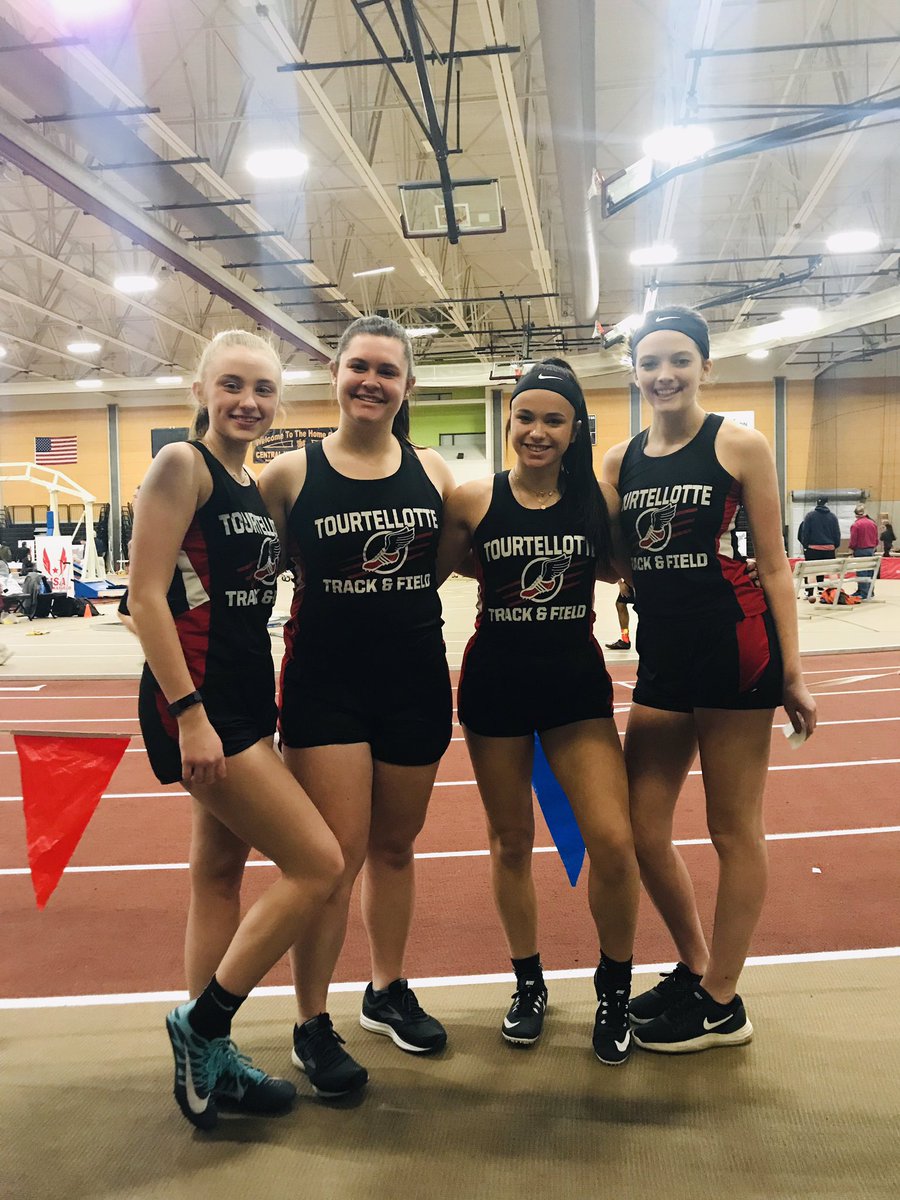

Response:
(531, 733), (585, 887)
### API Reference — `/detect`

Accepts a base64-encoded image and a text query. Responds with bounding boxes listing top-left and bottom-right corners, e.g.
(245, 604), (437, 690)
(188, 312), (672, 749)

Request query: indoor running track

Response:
(1, 651), (898, 1000)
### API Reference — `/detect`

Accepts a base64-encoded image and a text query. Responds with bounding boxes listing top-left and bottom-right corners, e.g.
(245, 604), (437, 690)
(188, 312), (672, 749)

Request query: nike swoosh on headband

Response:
(654, 316), (681, 322)
(537, 372), (561, 379)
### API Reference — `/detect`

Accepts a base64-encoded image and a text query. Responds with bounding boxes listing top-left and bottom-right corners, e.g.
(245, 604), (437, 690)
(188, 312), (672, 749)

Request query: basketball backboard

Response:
(399, 178), (505, 239)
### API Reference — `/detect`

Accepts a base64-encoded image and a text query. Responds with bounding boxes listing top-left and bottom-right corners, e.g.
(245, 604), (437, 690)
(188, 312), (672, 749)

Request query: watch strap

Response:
(167, 689), (203, 718)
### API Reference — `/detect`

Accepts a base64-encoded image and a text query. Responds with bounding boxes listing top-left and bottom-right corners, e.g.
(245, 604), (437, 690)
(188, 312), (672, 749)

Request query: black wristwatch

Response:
(167, 690), (203, 718)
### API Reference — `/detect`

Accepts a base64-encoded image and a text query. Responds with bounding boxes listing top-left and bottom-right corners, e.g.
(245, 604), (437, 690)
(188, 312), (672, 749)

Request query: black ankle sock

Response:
(511, 953), (543, 986)
(597, 952), (633, 985)
(188, 976), (247, 1041)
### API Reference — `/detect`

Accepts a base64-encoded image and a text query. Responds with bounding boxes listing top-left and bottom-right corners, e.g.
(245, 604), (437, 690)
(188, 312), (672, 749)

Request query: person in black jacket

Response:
(798, 498), (841, 597)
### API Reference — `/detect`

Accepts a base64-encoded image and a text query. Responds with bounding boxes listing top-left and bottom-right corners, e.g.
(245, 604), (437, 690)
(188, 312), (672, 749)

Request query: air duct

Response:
(535, 0), (599, 325)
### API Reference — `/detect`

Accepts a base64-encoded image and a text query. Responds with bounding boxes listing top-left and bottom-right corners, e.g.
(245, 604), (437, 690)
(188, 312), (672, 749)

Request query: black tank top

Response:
(156, 440), (280, 689)
(284, 438), (443, 661)
(469, 472), (598, 655)
(617, 413), (767, 620)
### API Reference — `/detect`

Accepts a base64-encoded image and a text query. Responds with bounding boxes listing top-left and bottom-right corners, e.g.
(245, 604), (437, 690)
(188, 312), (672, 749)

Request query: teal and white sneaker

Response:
(216, 1043), (296, 1114)
(165, 1001), (295, 1129)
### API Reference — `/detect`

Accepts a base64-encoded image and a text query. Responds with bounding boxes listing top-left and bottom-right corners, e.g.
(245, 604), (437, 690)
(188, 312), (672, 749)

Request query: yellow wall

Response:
(0, 407), (110, 513)
(1, 377), (894, 512)
(808, 375), (900, 503)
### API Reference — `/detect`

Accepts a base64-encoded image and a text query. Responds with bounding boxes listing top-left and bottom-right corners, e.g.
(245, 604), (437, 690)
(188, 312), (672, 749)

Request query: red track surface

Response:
(1, 652), (898, 998)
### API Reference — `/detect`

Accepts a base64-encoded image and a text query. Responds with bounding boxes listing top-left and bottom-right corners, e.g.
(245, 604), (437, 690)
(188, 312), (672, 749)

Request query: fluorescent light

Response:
(352, 266), (395, 278)
(114, 273), (158, 295)
(245, 148), (309, 180)
(75, 378), (103, 389)
(630, 244), (677, 267)
(67, 340), (101, 354)
(0, 346), (7, 359)
(746, 349), (770, 360)
(780, 306), (820, 332)
(405, 326), (438, 338)
(155, 374), (183, 386)
(825, 229), (879, 254)
(283, 369), (311, 382)
(643, 125), (715, 165)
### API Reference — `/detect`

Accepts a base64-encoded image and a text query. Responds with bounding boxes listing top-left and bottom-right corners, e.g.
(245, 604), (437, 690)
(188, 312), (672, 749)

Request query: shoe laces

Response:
(509, 981), (546, 1018)
(594, 985), (629, 1032)
(195, 1037), (262, 1095)
(303, 1019), (350, 1068)
(394, 983), (428, 1022)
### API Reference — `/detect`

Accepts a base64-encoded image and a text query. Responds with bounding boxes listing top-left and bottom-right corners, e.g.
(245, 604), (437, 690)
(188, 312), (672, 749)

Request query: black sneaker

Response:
(292, 1014), (368, 1097)
(501, 979), (548, 1046)
(359, 979), (447, 1053)
(628, 962), (701, 1025)
(605, 638), (631, 650)
(592, 966), (633, 1066)
(633, 986), (753, 1054)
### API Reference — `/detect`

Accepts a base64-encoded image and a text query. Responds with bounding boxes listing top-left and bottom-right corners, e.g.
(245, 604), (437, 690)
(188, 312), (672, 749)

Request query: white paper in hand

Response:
(782, 721), (808, 750)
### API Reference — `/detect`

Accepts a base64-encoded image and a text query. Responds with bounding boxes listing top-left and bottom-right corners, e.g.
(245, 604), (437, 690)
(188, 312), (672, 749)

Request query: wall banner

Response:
(253, 427), (337, 464)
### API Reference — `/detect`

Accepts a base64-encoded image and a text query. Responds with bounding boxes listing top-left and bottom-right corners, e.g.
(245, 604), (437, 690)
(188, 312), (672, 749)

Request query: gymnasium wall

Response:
(0, 376), (888, 516)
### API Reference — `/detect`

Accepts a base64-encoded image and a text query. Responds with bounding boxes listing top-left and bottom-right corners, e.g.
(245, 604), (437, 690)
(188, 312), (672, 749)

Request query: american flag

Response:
(35, 436), (78, 465)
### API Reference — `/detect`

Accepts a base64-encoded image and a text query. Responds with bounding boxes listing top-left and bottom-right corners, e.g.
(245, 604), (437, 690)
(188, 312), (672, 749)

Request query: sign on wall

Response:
(253, 427), (337, 464)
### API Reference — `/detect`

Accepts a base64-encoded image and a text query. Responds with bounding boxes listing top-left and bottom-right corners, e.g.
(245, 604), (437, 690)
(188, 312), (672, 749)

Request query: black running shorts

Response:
(279, 636), (452, 767)
(458, 639), (614, 738)
(139, 667), (278, 785)
(632, 609), (783, 713)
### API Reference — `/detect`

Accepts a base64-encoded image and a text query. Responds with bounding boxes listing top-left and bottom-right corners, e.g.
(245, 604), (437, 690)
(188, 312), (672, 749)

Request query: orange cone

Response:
(82, 601), (94, 617)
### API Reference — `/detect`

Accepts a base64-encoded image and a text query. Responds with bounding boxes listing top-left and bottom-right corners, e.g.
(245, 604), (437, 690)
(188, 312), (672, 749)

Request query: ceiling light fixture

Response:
(825, 230), (879, 254)
(746, 349), (770, 360)
(405, 326), (439, 338)
(642, 125), (715, 165)
(629, 244), (677, 267)
(245, 148), (309, 180)
(155, 374), (184, 386)
(283, 369), (312, 382)
(75, 378), (104, 389)
(780, 306), (820, 332)
(352, 266), (395, 278)
(114, 273), (158, 295)
(67, 340), (101, 354)
(0, 346), (7, 359)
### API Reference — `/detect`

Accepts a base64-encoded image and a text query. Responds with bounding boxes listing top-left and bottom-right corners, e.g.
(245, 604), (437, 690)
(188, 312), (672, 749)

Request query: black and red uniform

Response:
(458, 472), (613, 737)
(617, 413), (783, 712)
(139, 441), (281, 784)
(279, 439), (451, 765)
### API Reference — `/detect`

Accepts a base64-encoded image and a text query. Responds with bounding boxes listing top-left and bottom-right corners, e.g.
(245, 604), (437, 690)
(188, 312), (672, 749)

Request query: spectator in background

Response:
(798, 498), (841, 598)
(879, 514), (895, 557)
(850, 504), (879, 599)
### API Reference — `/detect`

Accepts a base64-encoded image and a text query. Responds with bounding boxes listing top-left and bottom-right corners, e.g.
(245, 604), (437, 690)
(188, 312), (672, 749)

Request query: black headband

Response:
(631, 310), (710, 362)
(511, 365), (584, 413)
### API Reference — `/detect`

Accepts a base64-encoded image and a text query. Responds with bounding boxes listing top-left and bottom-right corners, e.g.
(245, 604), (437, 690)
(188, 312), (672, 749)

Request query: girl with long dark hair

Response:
(436, 359), (640, 1064)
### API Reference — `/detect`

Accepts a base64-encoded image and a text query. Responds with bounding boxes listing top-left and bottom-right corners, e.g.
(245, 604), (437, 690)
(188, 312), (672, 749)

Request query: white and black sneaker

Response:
(359, 979), (447, 1053)
(634, 986), (753, 1054)
(292, 1013), (368, 1097)
(501, 979), (548, 1046)
(628, 962), (701, 1026)
(592, 966), (633, 1066)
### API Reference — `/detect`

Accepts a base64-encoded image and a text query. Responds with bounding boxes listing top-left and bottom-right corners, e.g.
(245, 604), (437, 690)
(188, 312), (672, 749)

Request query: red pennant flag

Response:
(13, 733), (130, 909)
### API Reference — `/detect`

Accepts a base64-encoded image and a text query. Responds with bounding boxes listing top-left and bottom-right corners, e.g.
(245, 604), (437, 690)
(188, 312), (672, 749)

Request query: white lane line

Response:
(811, 686), (900, 697)
(0, 686), (46, 692)
(2, 823), (898, 877)
(0, 747), (145, 756)
(0, 695), (138, 702)
(0, 718), (140, 724)
(1, 756), (899, 804)
(3, 945), (899, 1009)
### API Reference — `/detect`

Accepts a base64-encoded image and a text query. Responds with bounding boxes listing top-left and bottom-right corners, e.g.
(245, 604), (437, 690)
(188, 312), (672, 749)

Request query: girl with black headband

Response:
(602, 305), (817, 1054)
(437, 359), (641, 1064)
